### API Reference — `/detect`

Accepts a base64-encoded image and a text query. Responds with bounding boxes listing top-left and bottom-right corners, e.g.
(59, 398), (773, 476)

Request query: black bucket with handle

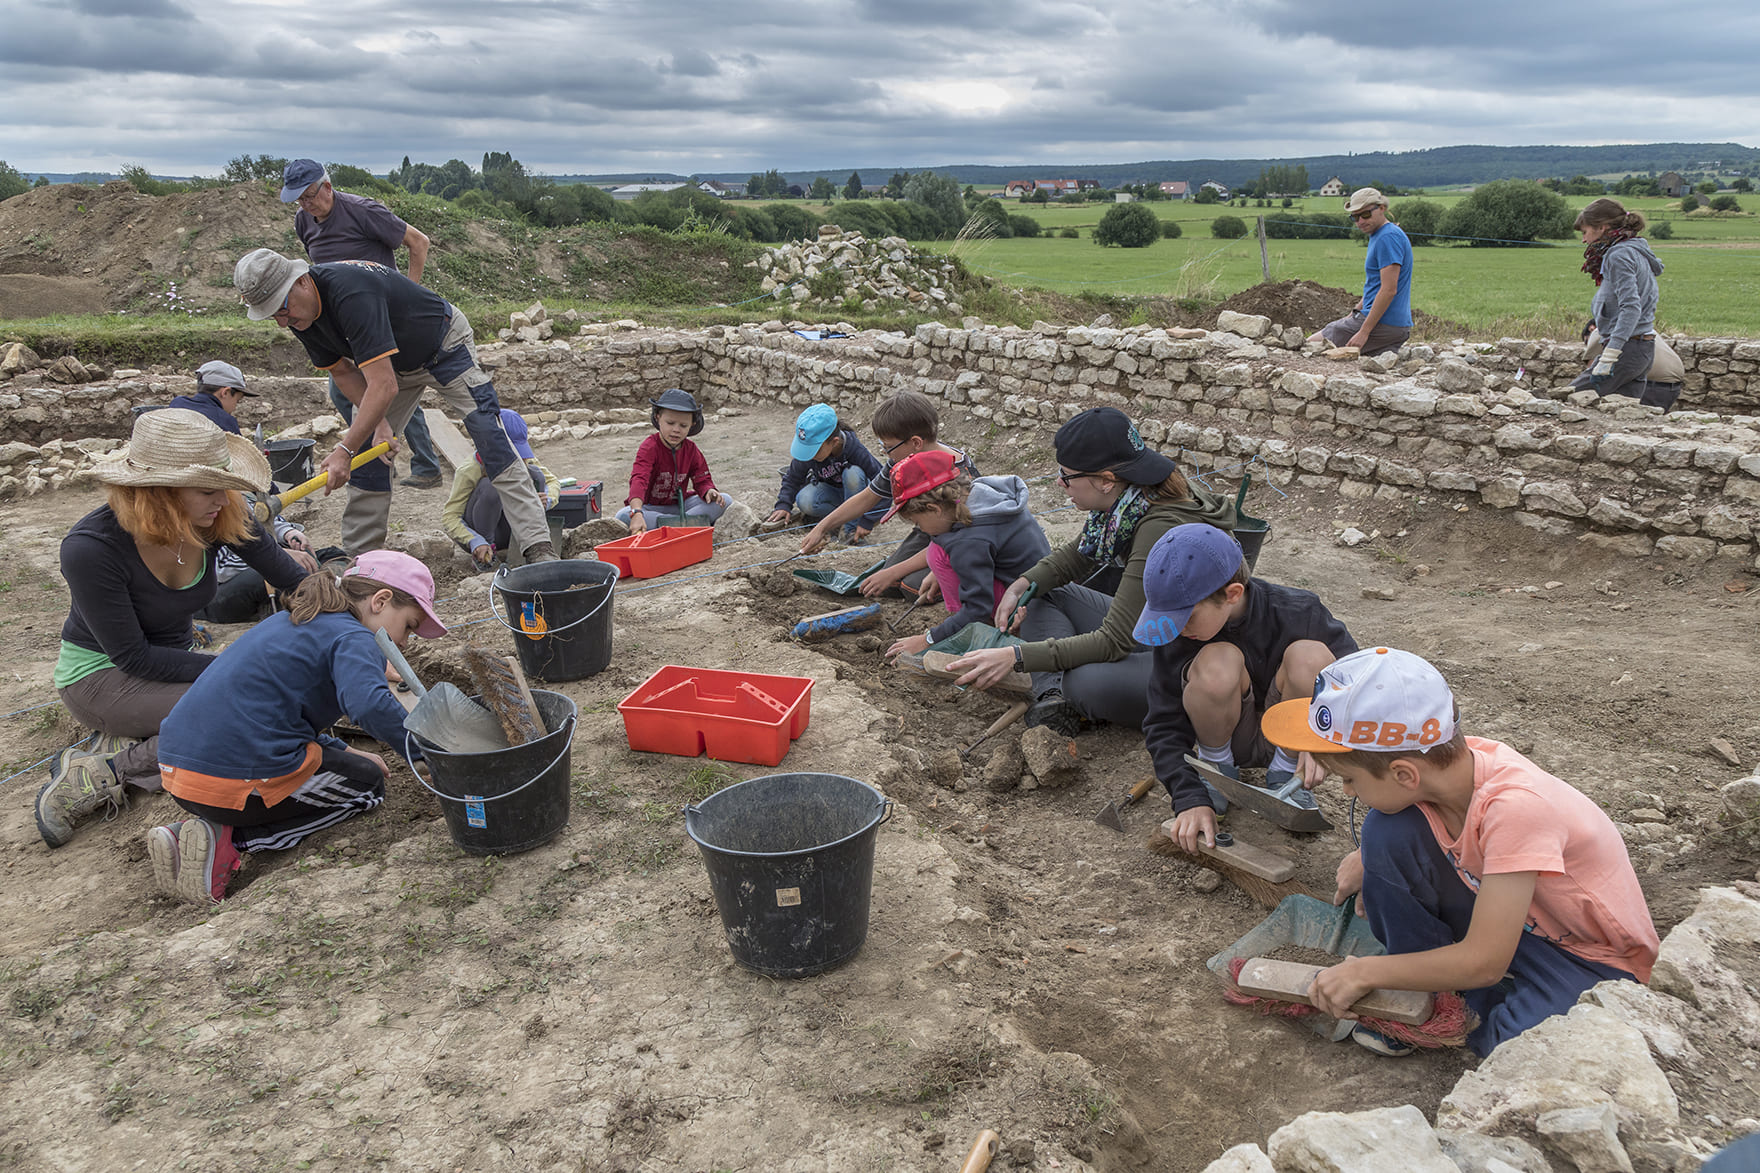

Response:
(490, 560), (619, 683)
(264, 438), (316, 487)
(685, 772), (892, 978)
(410, 689), (577, 855)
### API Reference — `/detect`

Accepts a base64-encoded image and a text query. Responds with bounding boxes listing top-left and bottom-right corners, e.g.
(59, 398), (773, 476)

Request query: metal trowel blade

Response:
(1094, 801), (1125, 833)
(1184, 755), (1333, 833)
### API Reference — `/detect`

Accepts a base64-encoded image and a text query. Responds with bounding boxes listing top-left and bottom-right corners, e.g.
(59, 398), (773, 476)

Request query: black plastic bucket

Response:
(490, 560), (619, 683)
(265, 438), (316, 487)
(685, 772), (893, 978)
(1234, 474), (1272, 573)
(411, 690), (577, 856)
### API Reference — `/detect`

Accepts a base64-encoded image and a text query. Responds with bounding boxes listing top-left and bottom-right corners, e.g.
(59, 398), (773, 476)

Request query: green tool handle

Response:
(1003, 580), (1040, 633)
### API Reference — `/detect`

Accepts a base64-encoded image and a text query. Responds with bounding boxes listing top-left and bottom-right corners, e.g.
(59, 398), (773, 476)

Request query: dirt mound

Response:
(1215, 280), (1358, 330)
(0, 274), (109, 319)
(0, 180), (291, 313)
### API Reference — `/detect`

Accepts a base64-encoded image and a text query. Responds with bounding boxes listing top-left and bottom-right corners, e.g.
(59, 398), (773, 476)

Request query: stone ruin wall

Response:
(4, 317), (1760, 566)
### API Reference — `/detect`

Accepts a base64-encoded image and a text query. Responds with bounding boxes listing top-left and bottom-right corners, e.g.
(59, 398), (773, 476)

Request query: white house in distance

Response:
(1318, 176), (1347, 197)
(1200, 181), (1230, 199)
(696, 180), (746, 198)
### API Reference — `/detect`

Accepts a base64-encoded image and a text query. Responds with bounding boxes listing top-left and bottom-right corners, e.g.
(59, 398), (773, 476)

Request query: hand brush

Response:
(461, 645), (547, 745)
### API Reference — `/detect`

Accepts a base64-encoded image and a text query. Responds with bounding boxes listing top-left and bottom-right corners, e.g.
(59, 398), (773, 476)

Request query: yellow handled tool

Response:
(252, 442), (392, 522)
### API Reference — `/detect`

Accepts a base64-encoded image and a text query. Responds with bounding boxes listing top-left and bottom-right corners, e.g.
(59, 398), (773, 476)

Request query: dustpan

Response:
(373, 629), (511, 755)
(1206, 894), (1385, 1039)
(793, 557), (887, 596)
(922, 621), (1023, 655)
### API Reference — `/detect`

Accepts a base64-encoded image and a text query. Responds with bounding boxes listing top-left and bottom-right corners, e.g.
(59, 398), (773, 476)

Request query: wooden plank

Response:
(422, 407), (475, 471)
(920, 650), (1031, 697)
(1234, 957), (1435, 1026)
(1192, 832), (1298, 883)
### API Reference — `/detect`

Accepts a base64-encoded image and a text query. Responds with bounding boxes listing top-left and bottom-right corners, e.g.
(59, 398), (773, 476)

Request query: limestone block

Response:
(1434, 1130), (1556, 1173)
(1376, 458), (1426, 487)
(1438, 1004), (1679, 1137)
(1429, 469), (1479, 493)
(1435, 358), (1484, 394)
(1480, 476), (1525, 509)
(1215, 310), (1272, 339)
(1437, 394), (1489, 417)
(1268, 1104), (1457, 1173)
(1579, 979), (1700, 1067)
(1653, 535), (1717, 562)
(1371, 381), (1440, 416)
(1596, 434), (1657, 464)
(1519, 482), (1588, 517)
(1694, 445), (1742, 473)
(1587, 497), (1648, 529)
(1535, 1103), (1633, 1173)
(0, 342), (39, 376)
(1199, 1144), (1275, 1173)
(1278, 370), (1326, 400)
(1701, 505), (1754, 540)
(1576, 533), (1656, 559)
(1493, 422), (1551, 452)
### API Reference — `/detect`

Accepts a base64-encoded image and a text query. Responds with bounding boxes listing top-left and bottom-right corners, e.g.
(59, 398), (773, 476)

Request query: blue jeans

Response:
(329, 377), (440, 488)
(796, 467), (871, 532)
(615, 495), (732, 528)
(1360, 805), (1636, 1056)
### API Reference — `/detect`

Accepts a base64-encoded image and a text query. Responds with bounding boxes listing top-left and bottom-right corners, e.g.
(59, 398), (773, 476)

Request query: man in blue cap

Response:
(1135, 523), (1357, 852)
(280, 158), (444, 491)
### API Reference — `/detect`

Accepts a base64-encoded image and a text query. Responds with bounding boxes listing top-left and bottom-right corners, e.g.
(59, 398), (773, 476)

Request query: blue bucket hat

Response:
(791, 403), (839, 461)
(1132, 523), (1246, 646)
(280, 158), (326, 203)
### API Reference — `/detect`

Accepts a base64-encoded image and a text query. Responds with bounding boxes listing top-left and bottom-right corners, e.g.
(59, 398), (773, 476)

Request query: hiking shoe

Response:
(52, 733), (133, 786)
(174, 819), (242, 905)
(1265, 768), (1319, 810)
(400, 473), (443, 489)
(35, 745), (128, 848)
(522, 541), (559, 563)
(147, 821), (185, 896)
(1351, 1024), (1415, 1057)
(1025, 691), (1083, 738)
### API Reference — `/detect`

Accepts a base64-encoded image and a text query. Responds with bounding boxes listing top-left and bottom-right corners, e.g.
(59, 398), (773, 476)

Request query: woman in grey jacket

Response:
(1570, 199), (1665, 407)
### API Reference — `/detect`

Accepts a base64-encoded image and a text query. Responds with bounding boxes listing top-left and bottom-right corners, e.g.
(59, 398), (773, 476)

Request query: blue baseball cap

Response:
(1133, 524), (1246, 646)
(791, 403), (839, 461)
(499, 409), (535, 460)
(280, 159), (326, 203)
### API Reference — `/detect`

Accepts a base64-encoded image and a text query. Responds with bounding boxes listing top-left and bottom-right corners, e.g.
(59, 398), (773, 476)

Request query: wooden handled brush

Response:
(1147, 821), (1316, 908)
(462, 645), (546, 745)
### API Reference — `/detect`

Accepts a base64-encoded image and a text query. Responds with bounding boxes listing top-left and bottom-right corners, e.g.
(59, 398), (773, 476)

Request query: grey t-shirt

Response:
(295, 191), (409, 266)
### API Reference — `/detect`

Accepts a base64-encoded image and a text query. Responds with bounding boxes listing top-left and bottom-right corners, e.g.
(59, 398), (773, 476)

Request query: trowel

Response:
(1093, 777), (1155, 832)
(1183, 755), (1333, 833)
(373, 629), (510, 755)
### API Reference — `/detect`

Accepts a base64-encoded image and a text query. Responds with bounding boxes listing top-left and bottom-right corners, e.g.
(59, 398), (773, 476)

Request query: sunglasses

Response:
(1351, 208), (1379, 221)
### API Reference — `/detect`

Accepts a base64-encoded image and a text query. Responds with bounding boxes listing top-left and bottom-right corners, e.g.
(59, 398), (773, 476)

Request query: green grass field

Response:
(909, 194), (1758, 338)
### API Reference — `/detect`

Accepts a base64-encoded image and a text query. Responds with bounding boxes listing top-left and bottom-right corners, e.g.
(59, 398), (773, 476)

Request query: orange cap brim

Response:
(1259, 697), (1345, 754)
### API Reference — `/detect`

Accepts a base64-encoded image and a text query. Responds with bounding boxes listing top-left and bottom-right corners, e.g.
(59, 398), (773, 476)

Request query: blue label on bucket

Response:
(465, 796), (486, 829)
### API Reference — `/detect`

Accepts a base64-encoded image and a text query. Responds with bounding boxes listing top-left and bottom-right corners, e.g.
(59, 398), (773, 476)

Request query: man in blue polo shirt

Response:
(1309, 187), (1413, 358)
(280, 158), (444, 490)
(233, 248), (558, 562)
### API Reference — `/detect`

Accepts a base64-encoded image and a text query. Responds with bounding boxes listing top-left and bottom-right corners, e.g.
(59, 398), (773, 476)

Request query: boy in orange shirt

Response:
(1261, 647), (1659, 1057)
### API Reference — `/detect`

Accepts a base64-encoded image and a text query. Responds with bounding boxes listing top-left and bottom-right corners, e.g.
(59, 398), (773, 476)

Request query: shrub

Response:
(1006, 214), (1041, 238)
(1161, 219), (1182, 239)
(1390, 198), (1444, 245)
(1680, 196), (1699, 215)
(1211, 215), (1248, 239)
(1435, 179), (1574, 246)
(1058, 227), (1079, 239)
(1710, 195), (1741, 213)
(1092, 202), (1162, 247)
(0, 161), (26, 202)
(1696, 180), (1719, 195)
(1649, 221), (1673, 240)
(1280, 197), (1293, 208)
(1263, 212), (1352, 239)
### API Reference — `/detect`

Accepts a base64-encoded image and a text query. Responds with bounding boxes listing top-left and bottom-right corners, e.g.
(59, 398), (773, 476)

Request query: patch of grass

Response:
(679, 762), (738, 802)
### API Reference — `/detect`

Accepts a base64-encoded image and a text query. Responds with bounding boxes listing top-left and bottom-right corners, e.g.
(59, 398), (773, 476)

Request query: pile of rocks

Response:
(1, 342), (106, 385)
(750, 226), (966, 315)
(495, 302), (585, 345)
(1202, 881), (1760, 1173)
(0, 435), (121, 497)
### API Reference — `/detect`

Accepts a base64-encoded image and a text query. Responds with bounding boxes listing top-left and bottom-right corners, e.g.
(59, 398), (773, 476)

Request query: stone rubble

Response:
(749, 227), (967, 315)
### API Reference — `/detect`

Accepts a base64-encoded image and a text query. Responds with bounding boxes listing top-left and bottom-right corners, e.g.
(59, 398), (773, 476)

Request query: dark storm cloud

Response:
(0, 0), (1754, 174)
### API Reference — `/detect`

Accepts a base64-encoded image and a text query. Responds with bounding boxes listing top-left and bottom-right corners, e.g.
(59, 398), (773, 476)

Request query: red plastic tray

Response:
(593, 525), (714, 579)
(617, 666), (814, 766)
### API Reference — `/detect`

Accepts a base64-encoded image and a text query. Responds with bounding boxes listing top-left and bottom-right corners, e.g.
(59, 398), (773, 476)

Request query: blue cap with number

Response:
(1132, 524), (1246, 646)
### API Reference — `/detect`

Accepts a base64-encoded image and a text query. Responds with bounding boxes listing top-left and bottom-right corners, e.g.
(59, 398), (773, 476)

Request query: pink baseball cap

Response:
(345, 550), (447, 638)
(1261, 647), (1456, 755)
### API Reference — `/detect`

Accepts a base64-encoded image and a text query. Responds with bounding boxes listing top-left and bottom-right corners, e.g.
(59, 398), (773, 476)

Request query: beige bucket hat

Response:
(91, 408), (272, 493)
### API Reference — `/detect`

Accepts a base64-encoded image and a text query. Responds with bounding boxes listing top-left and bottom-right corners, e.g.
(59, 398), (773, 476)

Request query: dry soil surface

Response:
(0, 398), (1756, 1172)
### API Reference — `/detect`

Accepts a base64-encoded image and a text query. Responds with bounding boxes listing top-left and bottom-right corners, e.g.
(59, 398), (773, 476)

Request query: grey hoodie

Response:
(1591, 237), (1663, 352)
(928, 475), (1051, 645)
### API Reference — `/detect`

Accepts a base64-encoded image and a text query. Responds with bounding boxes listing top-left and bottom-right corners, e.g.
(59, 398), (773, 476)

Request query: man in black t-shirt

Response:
(233, 248), (557, 562)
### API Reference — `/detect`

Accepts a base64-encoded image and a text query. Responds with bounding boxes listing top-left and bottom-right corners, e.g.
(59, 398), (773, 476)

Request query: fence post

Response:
(1257, 216), (1270, 284)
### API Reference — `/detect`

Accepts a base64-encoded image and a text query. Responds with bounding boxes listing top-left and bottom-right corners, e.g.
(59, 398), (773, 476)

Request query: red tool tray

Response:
(617, 666), (814, 766)
(592, 525), (714, 579)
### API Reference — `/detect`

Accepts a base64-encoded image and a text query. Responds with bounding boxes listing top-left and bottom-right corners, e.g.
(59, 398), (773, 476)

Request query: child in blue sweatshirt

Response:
(149, 550), (447, 905)
(883, 450), (1050, 660)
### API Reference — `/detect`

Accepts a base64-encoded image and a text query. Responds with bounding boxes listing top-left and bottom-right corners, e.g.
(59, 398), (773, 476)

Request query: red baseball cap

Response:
(879, 450), (960, 524)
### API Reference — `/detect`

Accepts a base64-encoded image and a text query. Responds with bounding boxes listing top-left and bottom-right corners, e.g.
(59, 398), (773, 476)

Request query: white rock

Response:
(1536, 1103), (1633, 1173)
(1199, 1144), (1275, 1173)
(1268, 1105), (1457, 1172)
(1439, 1004), (1678, 1137)
(1337, 527), (1368, 547)
(1435, 1129), (1556, 1173)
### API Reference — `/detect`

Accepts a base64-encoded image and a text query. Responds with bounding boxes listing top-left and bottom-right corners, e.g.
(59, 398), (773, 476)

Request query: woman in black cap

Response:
(947, 407), (1236, 734)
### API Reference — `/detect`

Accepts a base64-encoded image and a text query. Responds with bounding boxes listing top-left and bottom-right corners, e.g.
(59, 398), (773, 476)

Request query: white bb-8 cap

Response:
(1261, 647), (1456, 755)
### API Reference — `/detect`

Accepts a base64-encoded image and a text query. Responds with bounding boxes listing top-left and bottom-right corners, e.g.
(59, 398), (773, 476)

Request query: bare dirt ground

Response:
(1, 397), (1756, 1172)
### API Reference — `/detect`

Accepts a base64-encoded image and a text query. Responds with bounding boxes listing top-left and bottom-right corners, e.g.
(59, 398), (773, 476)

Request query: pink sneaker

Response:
(174, 819), (242, 905)
(147, 822), (185, 897)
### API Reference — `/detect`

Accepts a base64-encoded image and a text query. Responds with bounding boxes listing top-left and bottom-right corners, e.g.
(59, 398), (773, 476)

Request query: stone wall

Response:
(5, 317), (1759, 566)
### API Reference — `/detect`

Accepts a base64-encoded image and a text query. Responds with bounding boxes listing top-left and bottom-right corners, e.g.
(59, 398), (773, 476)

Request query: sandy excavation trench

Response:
(0, 386), (1756, 1173)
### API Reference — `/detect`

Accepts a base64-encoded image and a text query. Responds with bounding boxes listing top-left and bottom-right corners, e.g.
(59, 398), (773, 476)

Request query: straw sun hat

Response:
(91, 408), (272, 493)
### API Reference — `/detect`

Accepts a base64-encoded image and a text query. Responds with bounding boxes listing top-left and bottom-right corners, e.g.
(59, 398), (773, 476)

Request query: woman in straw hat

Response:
(38, 409), (314, 849)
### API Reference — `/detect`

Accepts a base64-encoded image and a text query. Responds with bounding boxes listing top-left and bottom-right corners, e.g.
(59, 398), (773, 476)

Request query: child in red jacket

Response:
(616, 389), (737, 533)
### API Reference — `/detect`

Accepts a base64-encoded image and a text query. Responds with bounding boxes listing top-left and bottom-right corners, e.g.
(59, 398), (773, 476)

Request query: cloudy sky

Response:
(3, 0), (1757, 176)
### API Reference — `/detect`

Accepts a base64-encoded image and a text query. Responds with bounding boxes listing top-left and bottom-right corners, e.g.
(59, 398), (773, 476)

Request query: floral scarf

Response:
(1077, 485), (1152, 567)
(1581, 228), (1637, 286)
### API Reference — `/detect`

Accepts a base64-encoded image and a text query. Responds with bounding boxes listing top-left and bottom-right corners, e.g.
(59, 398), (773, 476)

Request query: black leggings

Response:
(172, 743), (387, 853)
